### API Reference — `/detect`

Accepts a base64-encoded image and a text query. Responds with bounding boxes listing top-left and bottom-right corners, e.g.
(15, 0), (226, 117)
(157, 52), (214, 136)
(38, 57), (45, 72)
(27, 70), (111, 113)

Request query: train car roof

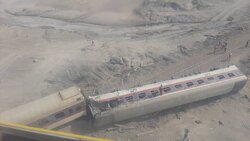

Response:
(89, 65), (241, 101)
(0, 86), (83, 124)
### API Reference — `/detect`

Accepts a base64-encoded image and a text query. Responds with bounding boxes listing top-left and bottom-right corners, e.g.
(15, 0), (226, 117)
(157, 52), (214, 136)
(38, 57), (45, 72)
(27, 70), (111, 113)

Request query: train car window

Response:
(55, 112), (65, 119)
(228, 73), (235, 77)
(68, 108), (73, 114)
(163, 87), (171, 93)
(175, 84), (182, 89)
(139, 93), (146, 99)
(125, 96), (133, 102)
(110, 99), (119, 107)
(207, 77), (214, 81)
(218, 75), (225, 80)
(186, 82), (194, 87)
(118, 98), (124, 104)
(75, 105), (83, 111)
(99, 102), (110, 111)
(151, 90), (159, 97)
(197, 80), (204, 84)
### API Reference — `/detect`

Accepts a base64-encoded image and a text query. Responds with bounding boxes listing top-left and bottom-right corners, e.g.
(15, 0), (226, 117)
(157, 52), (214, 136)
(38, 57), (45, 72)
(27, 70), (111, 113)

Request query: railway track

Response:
(141, 41), (249, 85)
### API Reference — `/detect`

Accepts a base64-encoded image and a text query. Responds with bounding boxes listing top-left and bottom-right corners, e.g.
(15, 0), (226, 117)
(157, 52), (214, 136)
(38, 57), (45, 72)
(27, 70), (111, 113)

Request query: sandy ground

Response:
(0, 0), (250, 140)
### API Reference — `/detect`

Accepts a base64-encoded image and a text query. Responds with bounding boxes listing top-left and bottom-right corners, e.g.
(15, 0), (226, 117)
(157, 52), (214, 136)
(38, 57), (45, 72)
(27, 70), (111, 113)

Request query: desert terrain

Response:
(0, 0), (250, 140)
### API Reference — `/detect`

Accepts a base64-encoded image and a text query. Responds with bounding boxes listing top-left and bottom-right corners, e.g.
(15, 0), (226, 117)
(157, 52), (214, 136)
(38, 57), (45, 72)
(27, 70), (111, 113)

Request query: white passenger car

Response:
(88, 65), (247, 127)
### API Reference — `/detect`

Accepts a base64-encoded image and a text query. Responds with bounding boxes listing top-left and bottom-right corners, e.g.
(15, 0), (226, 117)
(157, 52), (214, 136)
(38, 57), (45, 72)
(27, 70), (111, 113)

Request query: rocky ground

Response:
(0, 0), (250, 140)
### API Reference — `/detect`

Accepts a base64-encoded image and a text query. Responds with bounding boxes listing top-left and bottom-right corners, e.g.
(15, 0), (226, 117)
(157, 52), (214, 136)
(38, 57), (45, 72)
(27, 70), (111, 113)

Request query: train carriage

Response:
(88, 65), (247, 127)
(0, 86), (86, 129)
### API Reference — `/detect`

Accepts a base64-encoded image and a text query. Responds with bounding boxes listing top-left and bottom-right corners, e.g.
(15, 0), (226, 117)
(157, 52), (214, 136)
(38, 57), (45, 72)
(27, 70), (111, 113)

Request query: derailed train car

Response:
(88, 65), (247, 127)
(0, 87), (86, 129)
(0, 65), (247, 129)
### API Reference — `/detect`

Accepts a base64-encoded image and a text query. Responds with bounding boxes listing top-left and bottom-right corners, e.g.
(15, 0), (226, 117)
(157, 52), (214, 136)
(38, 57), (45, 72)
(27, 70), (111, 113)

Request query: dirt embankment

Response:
(0, 0), (250, 140)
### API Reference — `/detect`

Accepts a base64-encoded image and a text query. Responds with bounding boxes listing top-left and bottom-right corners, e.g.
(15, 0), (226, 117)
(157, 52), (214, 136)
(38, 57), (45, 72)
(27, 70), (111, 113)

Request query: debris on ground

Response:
(195, 120), (202, 124)
(175, 113), (181, 120)
(218, 121), (224, 126)
(241, 95), (249, 100)
(109, 57), (125, 65)
(178, 45), (191, 56)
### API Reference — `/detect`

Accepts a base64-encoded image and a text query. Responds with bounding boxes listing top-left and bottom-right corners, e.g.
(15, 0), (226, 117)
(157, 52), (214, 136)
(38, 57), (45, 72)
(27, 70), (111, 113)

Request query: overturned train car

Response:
(0, 65), (247, 128)
(0, 87), (86, 129)
(88, 65), (247, 127)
